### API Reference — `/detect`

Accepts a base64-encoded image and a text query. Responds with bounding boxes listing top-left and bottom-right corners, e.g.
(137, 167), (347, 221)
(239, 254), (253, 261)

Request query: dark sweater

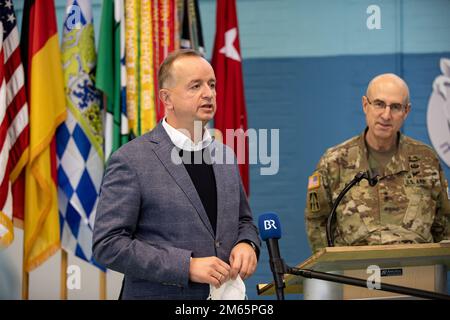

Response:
(180, 149), (218, 235)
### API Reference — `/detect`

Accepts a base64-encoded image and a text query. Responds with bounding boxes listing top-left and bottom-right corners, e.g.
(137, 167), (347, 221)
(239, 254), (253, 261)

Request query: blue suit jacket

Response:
(92, 123), (260, 299)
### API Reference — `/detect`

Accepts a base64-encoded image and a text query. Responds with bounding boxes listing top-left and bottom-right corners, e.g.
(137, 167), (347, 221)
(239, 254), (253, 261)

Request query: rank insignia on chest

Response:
(405, 175), (426, 186)
(308, 172), (321, 190)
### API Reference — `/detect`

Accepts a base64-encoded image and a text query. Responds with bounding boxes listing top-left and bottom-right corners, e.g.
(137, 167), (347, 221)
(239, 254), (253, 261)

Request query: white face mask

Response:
(207, 275), (247, 300)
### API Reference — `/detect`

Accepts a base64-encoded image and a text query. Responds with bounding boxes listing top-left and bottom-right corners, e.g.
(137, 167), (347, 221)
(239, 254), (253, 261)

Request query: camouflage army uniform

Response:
(305, 130), (450, 253)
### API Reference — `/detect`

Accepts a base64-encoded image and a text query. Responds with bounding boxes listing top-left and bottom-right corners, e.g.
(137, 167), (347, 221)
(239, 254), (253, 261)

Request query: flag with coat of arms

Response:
(57, 0), (104, 269)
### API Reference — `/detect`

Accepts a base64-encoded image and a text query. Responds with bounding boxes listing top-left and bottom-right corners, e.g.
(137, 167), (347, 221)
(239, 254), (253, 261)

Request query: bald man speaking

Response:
(305, 73), (450, 253)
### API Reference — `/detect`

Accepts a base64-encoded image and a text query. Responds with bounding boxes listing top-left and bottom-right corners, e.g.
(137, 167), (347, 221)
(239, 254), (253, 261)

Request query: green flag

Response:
(96, 0), (129, 160)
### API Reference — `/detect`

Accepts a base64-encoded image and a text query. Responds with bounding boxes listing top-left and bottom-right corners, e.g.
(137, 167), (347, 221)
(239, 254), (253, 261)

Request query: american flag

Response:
(308, 173), (320, 190)
(0, 0), (29, 247)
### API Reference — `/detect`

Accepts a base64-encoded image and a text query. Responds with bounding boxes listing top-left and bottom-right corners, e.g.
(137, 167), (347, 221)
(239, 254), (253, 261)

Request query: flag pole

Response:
(21, 220), (28, 300)
(174, 0), (180, 50)
(99, 270), (107, 300)
(21, 267), (28, 300)
(60, 249), (68, 300)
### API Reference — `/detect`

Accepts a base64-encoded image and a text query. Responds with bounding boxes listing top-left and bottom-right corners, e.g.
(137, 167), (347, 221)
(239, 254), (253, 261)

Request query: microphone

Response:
(258, 212), (286, 300)
(363, 169), (380, 187)
(326, 170), (379, 246)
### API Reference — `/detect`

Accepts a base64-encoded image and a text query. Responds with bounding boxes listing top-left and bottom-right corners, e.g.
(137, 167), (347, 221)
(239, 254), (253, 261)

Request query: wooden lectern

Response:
(257, 242), (450, 299)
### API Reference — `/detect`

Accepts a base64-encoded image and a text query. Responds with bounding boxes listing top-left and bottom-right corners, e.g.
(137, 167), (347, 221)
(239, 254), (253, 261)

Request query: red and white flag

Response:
(0, 0), (29, 247)
(211, 0), (249, 195)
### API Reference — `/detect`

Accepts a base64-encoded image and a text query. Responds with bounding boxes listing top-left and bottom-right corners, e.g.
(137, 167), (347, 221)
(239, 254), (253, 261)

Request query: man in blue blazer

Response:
(92, 49), (260, 300)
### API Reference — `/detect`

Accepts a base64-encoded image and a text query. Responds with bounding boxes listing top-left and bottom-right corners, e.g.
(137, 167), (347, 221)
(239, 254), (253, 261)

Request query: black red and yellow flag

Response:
(20, 0), (66, 271)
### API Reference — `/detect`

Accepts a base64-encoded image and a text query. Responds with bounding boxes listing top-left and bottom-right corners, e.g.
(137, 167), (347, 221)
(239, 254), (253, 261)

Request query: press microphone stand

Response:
(286, 266), (450, 300)
(326, 171), (378, 247)
(263, 260), (450, 300)
(267, 238), (286, 300)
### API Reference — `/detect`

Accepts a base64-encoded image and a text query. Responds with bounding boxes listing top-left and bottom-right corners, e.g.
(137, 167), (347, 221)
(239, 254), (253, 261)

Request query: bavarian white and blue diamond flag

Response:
(57, 0), (104, 270)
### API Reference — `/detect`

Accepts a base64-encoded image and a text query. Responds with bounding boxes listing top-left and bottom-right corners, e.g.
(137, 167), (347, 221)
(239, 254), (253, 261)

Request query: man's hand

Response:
(189, 257), (230, 288)
(229, 242), (257, 280)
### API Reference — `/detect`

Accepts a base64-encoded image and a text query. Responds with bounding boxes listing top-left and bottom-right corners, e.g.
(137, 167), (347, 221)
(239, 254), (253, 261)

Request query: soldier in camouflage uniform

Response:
(305, 74), (450, 253)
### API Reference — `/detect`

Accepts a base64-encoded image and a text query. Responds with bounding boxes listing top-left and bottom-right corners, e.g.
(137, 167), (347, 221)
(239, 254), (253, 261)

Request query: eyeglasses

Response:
(365, 96), (408, 114)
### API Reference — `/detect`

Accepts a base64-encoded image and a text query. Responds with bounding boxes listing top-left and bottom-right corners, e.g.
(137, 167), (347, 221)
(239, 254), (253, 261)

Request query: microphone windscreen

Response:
(368, 169), (380, 186)
(258, 212), (282, 240)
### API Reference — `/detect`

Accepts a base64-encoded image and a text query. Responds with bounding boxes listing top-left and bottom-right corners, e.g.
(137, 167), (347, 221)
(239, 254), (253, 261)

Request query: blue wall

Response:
(12, 0), (450, 299)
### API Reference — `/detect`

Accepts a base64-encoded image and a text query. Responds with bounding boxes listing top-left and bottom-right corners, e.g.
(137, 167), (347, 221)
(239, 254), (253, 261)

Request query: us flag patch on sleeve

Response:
(308, 172), (320, 190)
